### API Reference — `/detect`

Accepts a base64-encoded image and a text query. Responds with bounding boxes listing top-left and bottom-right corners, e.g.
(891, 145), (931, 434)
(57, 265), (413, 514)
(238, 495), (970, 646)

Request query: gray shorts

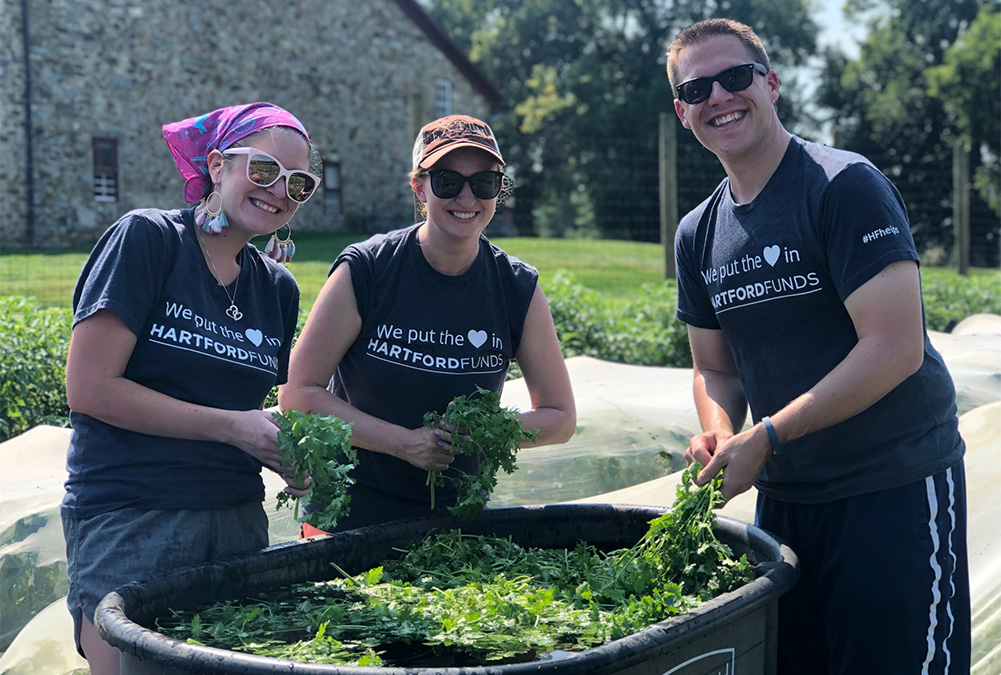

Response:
(62, 501), (268, 657)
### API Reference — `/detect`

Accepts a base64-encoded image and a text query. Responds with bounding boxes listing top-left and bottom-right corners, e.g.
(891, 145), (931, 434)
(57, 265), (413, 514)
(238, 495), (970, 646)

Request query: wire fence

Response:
(531, 131), (1000, 272)
(1, 132), (997, 306)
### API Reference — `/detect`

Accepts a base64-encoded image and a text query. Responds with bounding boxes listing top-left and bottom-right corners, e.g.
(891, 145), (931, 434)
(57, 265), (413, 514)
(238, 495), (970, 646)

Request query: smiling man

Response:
(667, 18), (969, 674)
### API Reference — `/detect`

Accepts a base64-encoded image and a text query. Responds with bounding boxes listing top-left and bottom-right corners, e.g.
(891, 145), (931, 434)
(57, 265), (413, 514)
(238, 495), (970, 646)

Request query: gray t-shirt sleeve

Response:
(72, 211), (176, 335)
(819, 163), (919, 301)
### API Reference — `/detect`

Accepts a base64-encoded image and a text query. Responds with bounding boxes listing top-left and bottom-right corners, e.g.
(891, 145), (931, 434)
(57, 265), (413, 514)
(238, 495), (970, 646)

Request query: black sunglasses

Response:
(426, 169), (505, 200)
(675, 63), (769, 105)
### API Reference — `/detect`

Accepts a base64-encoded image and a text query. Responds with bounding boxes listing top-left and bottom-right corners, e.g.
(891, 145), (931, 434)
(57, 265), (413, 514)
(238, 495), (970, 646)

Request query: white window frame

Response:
(93, 138), (119, 202)
(433, 78), (452, 118)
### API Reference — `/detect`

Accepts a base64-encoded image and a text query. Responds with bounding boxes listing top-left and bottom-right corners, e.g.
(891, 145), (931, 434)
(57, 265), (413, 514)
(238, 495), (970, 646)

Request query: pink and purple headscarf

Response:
(162, 102), (310, 204)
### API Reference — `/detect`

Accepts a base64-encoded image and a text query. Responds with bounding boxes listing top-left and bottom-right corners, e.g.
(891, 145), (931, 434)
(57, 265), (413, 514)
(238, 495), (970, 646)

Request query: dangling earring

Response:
(265, 223), (295, 264)
(195, 189), (229, 235)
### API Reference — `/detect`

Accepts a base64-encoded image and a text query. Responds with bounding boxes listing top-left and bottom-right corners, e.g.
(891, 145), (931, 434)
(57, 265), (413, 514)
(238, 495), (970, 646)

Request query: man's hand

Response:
(688, 423), (772, 502)
(685, 430), (732, 469)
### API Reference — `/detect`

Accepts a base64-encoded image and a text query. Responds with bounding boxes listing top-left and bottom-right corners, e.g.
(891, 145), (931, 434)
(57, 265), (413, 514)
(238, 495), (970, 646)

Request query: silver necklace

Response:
(198, 234), (243, 321)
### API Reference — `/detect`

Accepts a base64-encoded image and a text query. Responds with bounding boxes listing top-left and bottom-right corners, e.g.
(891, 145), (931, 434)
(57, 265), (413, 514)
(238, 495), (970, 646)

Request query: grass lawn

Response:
(0, 232), (670, 310)
(287, 234), (669, 308)
(1, 231), (997, 315)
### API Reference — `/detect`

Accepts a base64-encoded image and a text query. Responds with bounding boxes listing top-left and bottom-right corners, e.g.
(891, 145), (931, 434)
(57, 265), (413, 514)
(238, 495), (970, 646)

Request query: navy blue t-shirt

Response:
(329, 224), (538, 505)
(675, 137), (964, 503)
(63, 208), (299, 518)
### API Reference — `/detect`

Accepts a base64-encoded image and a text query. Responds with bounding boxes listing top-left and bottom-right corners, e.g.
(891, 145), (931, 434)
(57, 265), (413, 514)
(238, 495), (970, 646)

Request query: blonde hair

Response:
(666, 19), (771, 94)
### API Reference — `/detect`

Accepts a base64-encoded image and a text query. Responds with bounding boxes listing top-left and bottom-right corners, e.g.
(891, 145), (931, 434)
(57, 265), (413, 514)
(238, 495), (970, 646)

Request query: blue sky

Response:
(815, 1), (867, 56)
(796, 1), (870, 141)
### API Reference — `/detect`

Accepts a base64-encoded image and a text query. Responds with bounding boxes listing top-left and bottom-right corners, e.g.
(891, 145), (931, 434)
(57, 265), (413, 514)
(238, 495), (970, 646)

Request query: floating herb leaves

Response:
(158, 464), (754, 666)
(272, 410), (356, 532)
(422, 386), (537, 517)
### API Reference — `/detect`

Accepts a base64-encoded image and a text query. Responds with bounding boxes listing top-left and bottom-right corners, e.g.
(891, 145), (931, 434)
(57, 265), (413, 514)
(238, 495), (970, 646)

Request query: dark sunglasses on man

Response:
(675, 63), (769, 105)
(425, 169), (505, 200)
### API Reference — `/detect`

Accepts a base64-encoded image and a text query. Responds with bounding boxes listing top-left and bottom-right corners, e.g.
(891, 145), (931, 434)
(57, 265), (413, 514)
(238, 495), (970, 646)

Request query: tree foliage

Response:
(817, 0), (998, 256)
(420, 0), (818, 240)
(926, 5), (1001, 217)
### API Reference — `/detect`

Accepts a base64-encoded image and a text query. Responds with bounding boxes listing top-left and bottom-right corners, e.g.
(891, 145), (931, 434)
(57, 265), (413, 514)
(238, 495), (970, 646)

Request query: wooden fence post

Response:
(952, 142), (970, 276)
(659, 111), (678, 280)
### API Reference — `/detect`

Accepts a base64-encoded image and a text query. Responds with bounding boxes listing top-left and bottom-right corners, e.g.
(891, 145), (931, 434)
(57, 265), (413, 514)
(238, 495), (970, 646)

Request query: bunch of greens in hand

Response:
(422, 386), (536, 517)
(272, 410), (356, 532)
(610, 463), (752, 600)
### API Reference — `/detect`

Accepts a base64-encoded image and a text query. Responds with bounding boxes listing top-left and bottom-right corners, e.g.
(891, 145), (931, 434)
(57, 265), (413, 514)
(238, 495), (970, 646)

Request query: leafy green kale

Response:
(272, 410), (356, 532)
(422, 386), (537, 517)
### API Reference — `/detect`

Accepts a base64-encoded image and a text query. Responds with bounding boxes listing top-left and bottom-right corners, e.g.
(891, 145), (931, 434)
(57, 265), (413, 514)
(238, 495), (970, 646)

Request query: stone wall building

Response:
(0, 0), (502, 247)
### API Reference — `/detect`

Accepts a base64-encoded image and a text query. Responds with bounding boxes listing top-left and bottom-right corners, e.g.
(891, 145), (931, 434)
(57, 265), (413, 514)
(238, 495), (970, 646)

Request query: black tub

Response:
(96, 504), (799, 675)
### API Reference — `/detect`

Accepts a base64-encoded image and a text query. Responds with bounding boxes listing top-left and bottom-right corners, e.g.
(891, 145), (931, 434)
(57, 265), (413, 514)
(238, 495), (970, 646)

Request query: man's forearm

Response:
(693, 364), (748, 434)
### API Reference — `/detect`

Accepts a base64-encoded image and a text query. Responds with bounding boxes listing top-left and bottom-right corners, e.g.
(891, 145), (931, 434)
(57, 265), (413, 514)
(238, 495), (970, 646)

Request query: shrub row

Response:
(2, 270), (997, 441)
(0, 297), (72, 442)
(921, 271), (1001, 332)
(546, 272), (692, 368)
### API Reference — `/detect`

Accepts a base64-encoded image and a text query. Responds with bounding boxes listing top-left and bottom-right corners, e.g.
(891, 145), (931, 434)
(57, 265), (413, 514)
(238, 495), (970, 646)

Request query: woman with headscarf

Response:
(61, 102), (319, 674)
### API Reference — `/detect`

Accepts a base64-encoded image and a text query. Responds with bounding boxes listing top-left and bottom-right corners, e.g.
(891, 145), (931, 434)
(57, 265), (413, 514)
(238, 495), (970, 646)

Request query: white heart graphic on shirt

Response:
(467, 329), (488, 348)
(245, 329), (263, 347)
(763, 245), (781, 267)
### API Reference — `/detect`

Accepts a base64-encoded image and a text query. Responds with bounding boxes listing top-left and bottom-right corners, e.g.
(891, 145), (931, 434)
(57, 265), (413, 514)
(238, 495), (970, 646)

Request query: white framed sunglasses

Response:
(222, 147), (321, 204)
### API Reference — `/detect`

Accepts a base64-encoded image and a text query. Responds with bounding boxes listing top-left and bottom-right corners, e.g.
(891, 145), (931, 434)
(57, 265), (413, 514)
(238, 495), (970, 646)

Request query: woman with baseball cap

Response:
(281, 114), (576, 533)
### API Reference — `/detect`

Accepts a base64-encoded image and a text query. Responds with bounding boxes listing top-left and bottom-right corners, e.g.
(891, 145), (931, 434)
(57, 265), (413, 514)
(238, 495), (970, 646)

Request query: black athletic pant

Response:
(756, 462), (970, 675)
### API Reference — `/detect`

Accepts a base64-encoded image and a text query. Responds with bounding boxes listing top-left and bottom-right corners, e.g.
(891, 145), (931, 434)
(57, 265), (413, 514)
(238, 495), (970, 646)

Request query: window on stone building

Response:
(93, 138), (119, 202)
(324, 160), (342, 215)
(434, 78), (452, 118)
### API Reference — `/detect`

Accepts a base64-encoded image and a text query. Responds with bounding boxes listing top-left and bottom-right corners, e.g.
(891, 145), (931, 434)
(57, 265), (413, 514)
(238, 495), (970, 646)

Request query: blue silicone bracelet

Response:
(761, 416), (781, 456)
